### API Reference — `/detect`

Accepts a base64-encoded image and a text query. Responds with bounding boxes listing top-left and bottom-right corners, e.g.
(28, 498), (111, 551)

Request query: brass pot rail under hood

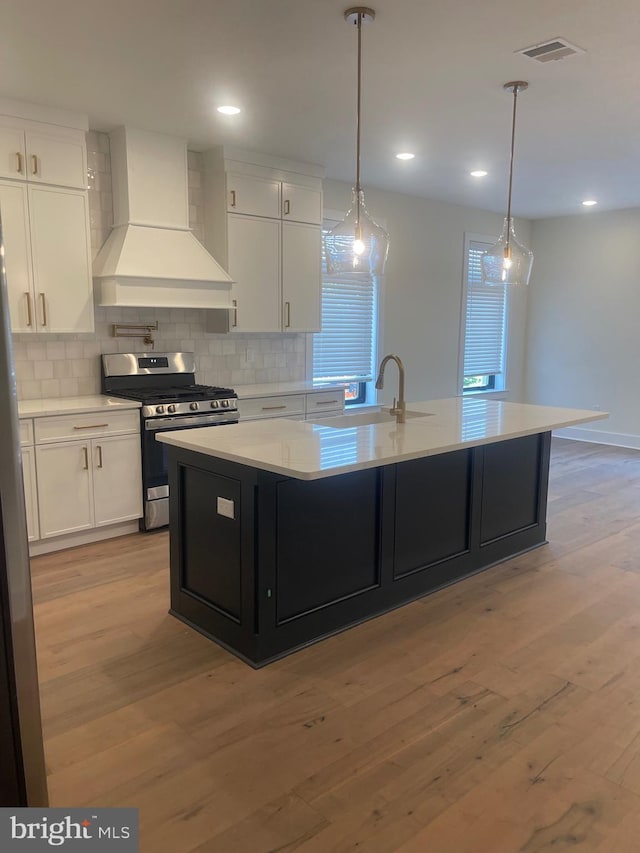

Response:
(92, 126), (233, 310)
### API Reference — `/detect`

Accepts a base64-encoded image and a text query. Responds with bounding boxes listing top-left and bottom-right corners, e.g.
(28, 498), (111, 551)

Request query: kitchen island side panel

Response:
(166, 432), (552, 666)
(168, 451), (260, 662)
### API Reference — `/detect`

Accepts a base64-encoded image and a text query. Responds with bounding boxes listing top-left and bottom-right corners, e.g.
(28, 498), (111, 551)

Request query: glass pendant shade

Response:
(482, 80), (533, 287)
(481, 217), (533, 286)
(325, 188), (389, 276)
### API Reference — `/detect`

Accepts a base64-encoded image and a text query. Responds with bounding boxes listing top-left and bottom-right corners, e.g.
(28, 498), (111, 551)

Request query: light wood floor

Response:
(30, 438), (640, 852)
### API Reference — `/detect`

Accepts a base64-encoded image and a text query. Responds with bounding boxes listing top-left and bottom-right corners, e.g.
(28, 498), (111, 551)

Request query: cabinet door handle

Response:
(73, 423), (109, 430)
(39, 293), (47, 326)
(96, 445), (103, 468)
(232, 298), (238, 328)
(284, 301), (291, 328)
(24, 292), (33, 327)
(82, 446), (89, 470)
(31, 154), (39, 176)
(283, 199), (290, 216)
(15, 152), (23, 174)
(261, 405), (287, 411)
(230, 189), (237, 208)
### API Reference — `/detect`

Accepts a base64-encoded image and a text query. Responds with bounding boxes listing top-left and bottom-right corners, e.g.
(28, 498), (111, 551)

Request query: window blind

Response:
(313, 231), (376, 383)
(463, 241), (507, 377)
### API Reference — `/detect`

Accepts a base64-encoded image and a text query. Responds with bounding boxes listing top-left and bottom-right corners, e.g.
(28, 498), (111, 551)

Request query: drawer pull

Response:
(315, 400), (340, 406)
(82, 446), (89, 470)
(261, 405), (287, 411)
(15, 152), (23, 174)
(73, 423), (109, 430)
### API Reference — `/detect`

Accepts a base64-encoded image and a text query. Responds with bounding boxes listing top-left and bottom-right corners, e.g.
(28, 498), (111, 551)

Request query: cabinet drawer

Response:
(226, 173), (280, 218)
(305, 391), (345, 415)
(34, 409), (140, 444)
(238, 395), (305, 421)
(19, 418), (34, 446)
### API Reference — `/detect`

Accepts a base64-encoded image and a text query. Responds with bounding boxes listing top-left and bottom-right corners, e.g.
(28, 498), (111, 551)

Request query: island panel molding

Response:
(166, 432), (551, 666)
(160, 399), (605, 666)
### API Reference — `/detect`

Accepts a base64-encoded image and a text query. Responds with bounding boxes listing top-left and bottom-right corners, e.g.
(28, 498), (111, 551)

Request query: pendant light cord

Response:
(506, 84), (519, 235)
(355, 11), (363, 232)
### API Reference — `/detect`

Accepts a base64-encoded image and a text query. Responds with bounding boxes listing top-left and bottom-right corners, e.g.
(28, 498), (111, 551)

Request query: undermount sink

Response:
(310, 410), (432, 429)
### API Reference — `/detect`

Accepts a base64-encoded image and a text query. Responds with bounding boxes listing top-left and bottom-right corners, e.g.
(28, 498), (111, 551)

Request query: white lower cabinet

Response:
(36, 441), (93, 537)
(29, 409), (142, 542)
(92, 434), (142, 526)
(19, 419), (39, 542)
(238, 389), (345, 423)
(36, 435), (142, 539)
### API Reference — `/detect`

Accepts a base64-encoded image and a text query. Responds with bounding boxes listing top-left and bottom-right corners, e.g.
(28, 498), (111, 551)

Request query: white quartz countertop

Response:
(157, 397), (608, 481)
(234, 381), (345, 398)
(18, 396), (141, 418)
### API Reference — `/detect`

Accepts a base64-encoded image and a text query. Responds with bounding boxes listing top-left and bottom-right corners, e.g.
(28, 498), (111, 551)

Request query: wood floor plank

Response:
(30, 438), (640, 851)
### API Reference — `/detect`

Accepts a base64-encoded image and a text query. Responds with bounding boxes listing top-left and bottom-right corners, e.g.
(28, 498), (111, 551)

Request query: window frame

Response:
(458, 232), (510, 395)
(307, 210), (383, 407)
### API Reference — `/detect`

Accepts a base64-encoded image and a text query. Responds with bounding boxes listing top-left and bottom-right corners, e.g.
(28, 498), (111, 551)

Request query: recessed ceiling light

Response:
(395, 152), (415, 160)
(582, 199), (597, 206)
(470, 170), (488, 178)
(217, 105), (241, 115)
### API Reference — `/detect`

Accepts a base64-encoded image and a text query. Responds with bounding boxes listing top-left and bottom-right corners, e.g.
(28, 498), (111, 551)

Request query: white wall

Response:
(323, 179), (531, 404)
(526, 209), (640, 446)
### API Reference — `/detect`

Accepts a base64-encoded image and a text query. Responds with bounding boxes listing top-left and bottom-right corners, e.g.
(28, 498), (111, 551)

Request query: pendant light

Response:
(324, 7), (389, 276)
(481, 81), (533, 286)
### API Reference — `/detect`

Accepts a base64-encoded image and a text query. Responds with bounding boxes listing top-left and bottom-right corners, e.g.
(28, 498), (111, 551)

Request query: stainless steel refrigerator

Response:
(0, 218), (48, 806)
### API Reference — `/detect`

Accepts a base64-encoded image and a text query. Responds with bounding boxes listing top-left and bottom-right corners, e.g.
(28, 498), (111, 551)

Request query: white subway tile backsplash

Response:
(12, 131), (306, 401)
(45, 342), (67, 361)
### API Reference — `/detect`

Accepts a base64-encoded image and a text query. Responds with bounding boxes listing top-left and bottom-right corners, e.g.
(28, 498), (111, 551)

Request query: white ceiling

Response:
(2, 0), (640, 218)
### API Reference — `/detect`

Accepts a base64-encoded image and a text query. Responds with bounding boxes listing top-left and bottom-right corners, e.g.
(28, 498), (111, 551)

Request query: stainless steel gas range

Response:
(102, 352), (238, 530)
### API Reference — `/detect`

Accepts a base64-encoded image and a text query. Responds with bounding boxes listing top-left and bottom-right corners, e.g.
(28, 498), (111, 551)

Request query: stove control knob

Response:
(168, 404), (177, 414)
(221, 399), (229, 408)
(190, 402), (199, 411)
(156, 405), (165, 415)
(210, 400), (219, 409)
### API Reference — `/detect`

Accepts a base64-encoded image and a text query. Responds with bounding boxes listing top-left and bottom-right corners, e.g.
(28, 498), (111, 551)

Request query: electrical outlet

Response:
(217, 496), (235, 519)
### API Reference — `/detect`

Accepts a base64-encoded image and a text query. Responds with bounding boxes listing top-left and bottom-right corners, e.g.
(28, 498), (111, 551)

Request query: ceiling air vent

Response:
(517, 38), (585, 63)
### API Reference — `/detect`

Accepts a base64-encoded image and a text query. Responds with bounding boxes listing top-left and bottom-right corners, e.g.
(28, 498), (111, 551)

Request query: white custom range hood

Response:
(93, 126), (232, 309)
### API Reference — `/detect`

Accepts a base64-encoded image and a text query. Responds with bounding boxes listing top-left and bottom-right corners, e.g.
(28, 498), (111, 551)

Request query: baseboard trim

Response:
(28, 521), (140, 556)
(553, 426), (640, 450)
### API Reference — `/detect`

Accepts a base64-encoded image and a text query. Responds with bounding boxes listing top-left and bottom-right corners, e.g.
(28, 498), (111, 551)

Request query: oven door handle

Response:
(145, 414), (238, 431)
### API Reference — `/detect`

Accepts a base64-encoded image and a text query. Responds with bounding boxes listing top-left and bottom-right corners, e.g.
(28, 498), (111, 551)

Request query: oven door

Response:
(142, 413), (238, 529)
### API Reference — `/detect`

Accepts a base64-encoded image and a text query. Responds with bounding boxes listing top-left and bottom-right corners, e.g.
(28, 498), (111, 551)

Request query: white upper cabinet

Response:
(28, 186), (93, 333)
(227, 214), (281, 333)
(0, 181), (34, 333)
(282, 221), (321, 332)
(0, 119), (28, 180)
(0, 107), (93, 334)
(204, 148), (324, 333)
(25, 129), (87, 189)
(281, 182), (322, 225)
(226, 173), (280, 218)
(0, 117), (87, 189)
